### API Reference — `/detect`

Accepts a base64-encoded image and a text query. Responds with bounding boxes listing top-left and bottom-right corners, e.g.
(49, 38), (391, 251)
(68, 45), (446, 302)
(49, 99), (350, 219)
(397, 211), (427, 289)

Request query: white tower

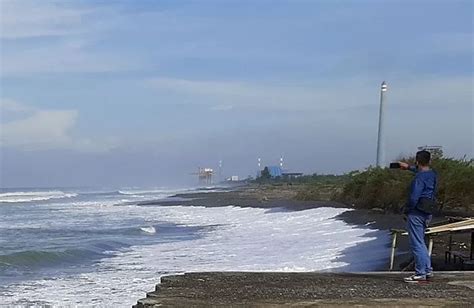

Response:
(257, 157), (261, 177)
(280, 156), (284, 168)
(376, 81), (388, 167)
(218, 160), (223, 182)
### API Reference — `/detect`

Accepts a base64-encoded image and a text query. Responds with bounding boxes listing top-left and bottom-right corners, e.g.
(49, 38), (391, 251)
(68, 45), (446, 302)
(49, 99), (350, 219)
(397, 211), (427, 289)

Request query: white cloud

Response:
(2, 108), (78, 147)
(147, 77), (350, 111)
(0, 1), (139, 75)
(0, 98), (35, 113)
(0, 99), (117, 152)
(1, 40), (136, 76)
(0, 0), (89, 39)
(147, 76), (473, 112)
(210, 105), (234, 111)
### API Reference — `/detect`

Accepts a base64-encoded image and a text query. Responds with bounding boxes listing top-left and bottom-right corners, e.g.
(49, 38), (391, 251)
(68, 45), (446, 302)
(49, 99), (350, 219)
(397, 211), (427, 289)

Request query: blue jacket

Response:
(407, 166), (437, 213)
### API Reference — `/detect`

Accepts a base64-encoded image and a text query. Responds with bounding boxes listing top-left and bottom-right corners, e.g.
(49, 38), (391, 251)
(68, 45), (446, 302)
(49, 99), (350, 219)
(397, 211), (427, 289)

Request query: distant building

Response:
(260, 165), (303, 179)
(282, 172), (303, 179)
(266, 166), (283, 178)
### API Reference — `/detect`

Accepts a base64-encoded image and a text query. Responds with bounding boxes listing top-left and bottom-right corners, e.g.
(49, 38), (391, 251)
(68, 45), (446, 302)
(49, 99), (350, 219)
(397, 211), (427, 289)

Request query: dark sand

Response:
(133, 185), (473, 307)
(134, 271), (474, 307)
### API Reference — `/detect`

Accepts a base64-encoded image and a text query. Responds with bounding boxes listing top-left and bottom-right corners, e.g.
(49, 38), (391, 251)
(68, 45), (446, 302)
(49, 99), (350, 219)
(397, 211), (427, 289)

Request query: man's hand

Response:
(399, 162), (409, 170)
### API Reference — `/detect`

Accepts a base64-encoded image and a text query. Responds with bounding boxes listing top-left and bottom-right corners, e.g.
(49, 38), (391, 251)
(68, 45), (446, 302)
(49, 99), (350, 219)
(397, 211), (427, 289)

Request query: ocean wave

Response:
(0, 191), (78, 203)
(0, 239), (128, 269)
(0, 249), (102, 268)
(118, 189), (168, 195)
(140, 226), (156, 234)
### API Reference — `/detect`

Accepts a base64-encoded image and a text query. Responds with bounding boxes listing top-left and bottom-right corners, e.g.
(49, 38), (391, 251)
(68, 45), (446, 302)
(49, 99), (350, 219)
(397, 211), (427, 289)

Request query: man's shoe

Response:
(404, 274), (427, 283)
(426, 272), (434, 279)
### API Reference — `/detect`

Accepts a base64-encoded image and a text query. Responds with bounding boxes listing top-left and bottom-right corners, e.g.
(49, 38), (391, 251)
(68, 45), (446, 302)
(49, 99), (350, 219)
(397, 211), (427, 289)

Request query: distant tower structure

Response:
(257, 157), (261, 177)
(376, 81), (388, 167)
(280, 156), (284, 169)
(191, 167), (213, 185)
(218, 160), (223, 182)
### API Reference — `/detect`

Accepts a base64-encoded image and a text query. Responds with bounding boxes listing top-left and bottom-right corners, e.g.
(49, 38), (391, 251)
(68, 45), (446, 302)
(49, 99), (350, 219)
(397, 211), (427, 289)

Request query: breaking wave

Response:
(140, 226), (156, 234)
(0, 191), (78, 203)
(0, 249), (104, 269)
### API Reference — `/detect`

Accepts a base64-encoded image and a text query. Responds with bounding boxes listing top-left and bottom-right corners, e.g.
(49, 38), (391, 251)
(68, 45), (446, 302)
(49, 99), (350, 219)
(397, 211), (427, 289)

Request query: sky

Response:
(0, 0), (473, 188)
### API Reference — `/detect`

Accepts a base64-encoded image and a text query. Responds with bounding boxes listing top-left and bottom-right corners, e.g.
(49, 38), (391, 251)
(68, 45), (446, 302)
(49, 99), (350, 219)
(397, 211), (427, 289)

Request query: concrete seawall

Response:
(133, 271), (474, 307)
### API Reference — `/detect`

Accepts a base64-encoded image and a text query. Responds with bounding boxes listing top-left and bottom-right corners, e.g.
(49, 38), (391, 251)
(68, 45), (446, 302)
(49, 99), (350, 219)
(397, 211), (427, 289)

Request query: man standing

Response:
(399, 150), (437, 283)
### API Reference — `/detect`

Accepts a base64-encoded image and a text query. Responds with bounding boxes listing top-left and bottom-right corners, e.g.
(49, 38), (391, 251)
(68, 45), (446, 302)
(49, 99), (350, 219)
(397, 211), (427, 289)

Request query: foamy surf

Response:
(140, 226), (156, 234)
(1, 205), (390, 307)
(0, 191), (78, 203)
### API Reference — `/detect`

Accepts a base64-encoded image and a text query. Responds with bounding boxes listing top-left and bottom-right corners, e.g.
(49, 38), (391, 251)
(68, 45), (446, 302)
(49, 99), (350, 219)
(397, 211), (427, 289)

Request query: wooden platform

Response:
(389, 218), (474, 270)
(133, 271), (474, 307)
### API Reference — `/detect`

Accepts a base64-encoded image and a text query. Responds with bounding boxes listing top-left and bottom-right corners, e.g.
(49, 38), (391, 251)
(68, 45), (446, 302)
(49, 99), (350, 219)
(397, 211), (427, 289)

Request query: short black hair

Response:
(416, 150), (431, 166)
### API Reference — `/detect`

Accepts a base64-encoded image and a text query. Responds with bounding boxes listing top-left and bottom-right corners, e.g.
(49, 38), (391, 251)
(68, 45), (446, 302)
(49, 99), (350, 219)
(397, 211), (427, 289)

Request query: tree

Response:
(260, 167), (271, 179)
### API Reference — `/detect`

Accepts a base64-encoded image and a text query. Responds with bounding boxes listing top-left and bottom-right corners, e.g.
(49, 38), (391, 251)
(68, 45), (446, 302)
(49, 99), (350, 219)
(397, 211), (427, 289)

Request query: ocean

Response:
(0, 187), (390, 307)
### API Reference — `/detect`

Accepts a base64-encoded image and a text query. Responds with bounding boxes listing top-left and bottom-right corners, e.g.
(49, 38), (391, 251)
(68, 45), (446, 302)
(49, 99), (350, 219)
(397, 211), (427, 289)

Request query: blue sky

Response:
(1, 0), (473, 187)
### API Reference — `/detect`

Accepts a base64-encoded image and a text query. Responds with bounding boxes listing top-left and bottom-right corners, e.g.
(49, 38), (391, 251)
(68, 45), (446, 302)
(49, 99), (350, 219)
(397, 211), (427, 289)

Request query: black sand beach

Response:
(138, 184), (471, 272)
(134, 271), (474, 307)
(134, 184), (473, 307)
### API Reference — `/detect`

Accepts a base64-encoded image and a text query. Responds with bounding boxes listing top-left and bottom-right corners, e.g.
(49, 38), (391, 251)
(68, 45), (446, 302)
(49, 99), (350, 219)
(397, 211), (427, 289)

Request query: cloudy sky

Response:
(1, 0), (472, 188)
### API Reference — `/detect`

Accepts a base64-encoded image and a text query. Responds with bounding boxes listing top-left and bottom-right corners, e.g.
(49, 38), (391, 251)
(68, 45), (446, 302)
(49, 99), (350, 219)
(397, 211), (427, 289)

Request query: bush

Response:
(336, 157), (474, 216)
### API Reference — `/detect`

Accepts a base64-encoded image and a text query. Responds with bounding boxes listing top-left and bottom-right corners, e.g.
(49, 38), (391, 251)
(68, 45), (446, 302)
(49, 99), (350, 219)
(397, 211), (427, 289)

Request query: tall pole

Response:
(376, 81), (388, 167)
(218, 160), (222, 183)
(257, 157), (261, 178)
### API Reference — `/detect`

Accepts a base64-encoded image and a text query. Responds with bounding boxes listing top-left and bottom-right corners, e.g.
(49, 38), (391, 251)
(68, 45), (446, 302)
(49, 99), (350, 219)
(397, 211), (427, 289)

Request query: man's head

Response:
(416, 150), (431, 167)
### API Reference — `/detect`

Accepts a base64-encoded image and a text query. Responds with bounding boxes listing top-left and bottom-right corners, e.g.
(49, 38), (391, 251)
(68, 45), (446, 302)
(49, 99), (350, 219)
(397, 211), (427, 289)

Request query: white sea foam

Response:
(118, 188), (189, 195)
(0, 191), (78, 203)
(140, 226), (156, 234)
(1, 205), (390, 307)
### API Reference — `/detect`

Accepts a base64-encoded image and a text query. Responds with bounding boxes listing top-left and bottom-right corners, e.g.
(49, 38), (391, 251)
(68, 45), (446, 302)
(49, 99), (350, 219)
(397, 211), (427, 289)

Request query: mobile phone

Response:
(389, 162), (401, 169)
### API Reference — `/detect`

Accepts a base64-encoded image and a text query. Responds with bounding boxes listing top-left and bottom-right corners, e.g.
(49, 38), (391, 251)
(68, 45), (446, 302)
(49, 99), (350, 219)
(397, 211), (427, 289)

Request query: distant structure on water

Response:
(376, 81), (388, 167)
(191, 167), (214, 185)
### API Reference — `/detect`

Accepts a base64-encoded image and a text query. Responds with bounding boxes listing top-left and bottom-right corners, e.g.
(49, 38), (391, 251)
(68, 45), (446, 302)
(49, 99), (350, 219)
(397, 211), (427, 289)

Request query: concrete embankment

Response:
(134, 271), (474, 307)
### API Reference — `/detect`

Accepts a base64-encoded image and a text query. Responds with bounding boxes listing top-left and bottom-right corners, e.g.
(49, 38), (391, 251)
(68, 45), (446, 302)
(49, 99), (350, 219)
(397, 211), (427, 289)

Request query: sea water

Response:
(0, 187), (390, 307)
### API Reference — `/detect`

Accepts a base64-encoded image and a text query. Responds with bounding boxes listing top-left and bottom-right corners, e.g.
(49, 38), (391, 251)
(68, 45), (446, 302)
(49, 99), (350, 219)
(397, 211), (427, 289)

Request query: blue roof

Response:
(267, 166), (283, 177)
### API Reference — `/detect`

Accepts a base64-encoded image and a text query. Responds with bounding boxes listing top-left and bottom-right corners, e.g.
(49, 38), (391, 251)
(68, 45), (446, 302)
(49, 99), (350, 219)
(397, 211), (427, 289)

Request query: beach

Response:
(133, 271), (474, 307)
(133, 184), (473, 307)
(1, 184), (470, 307)
(146, 184), (472, 272)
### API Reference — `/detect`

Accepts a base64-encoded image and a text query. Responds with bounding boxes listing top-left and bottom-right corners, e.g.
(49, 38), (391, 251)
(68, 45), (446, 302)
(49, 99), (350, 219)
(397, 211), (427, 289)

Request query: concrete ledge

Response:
(133, 272), (474, 307)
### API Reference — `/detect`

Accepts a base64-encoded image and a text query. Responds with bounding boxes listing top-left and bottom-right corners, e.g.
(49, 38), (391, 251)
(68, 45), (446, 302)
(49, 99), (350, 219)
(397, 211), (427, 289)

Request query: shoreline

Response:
(138, 183), (471, 272)
(133, 184), (473, 307)
(139, 185), (402, 271)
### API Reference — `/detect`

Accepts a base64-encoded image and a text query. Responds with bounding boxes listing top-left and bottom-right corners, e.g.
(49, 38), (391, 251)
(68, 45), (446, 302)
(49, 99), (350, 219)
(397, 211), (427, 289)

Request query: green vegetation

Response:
(259, 167), (271, 180)
(294, 157), (474, 216)
(293, 174), (349, 201)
